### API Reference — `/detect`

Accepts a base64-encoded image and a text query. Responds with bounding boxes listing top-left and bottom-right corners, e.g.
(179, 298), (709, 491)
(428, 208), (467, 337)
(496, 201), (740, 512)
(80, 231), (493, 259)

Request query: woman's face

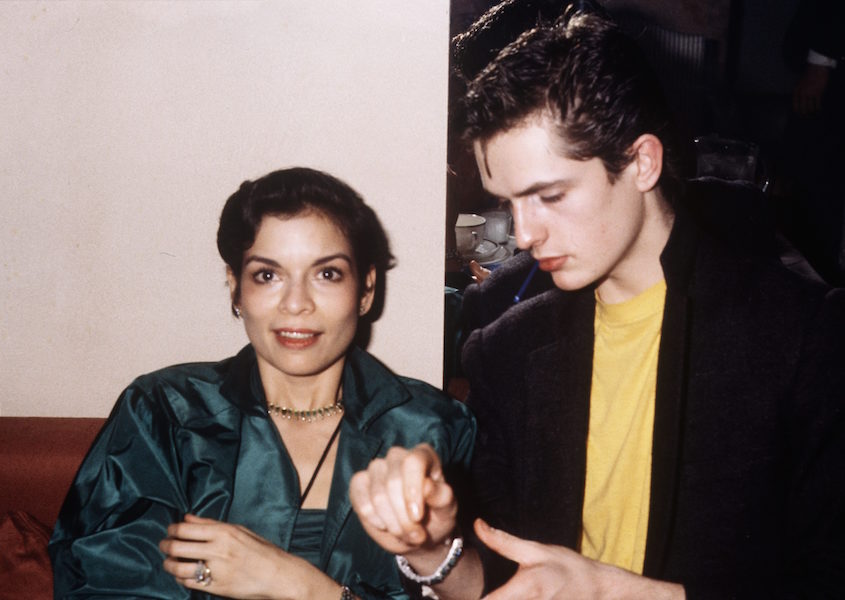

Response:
(229, 211), (374, 386)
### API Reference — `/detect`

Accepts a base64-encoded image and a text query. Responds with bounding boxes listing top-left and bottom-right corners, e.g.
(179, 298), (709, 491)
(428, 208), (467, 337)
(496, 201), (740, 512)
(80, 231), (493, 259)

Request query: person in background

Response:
(784, 0), (845, 285)
(350, 6), (845, 599)
(49, 167), (475, 599)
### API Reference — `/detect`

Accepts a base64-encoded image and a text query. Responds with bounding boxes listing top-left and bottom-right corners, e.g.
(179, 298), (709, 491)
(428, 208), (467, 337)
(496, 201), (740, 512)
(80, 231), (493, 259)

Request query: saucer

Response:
(462, 239), (500, 262)
(478, 244), (512, 266)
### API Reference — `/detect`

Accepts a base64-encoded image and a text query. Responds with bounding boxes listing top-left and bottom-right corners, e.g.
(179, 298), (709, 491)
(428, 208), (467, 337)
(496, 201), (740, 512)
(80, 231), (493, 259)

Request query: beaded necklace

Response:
(267, 398), (344, 422)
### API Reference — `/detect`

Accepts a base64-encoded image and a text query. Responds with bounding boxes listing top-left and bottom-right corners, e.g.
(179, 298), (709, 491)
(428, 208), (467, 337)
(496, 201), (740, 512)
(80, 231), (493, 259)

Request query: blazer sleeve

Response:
(683, 288), (845, 599)
(49, 383), (190, 599)
(461, 327), (520, 592)
(777, 288), (845, 597)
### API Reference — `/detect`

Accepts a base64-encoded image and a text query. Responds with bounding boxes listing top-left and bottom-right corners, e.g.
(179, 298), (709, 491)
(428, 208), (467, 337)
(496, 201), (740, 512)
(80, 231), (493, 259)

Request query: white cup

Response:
(455, 213), (486, 256)
(481, 210), (511, 243)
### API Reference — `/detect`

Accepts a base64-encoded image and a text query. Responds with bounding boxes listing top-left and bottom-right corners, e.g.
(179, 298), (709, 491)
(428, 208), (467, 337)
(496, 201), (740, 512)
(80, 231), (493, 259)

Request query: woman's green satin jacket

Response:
(50, 345), (475, 599)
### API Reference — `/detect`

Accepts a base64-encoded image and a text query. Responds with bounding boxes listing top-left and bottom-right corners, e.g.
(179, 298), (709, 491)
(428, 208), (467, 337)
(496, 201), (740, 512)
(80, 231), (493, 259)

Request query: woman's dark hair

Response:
(217, 167), (395, 329)
(462, 9), (684, 205)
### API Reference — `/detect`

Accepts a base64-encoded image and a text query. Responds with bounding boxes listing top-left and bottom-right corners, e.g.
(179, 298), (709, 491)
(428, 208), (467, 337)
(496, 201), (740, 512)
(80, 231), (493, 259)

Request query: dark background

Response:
(446, 0), (845, 286)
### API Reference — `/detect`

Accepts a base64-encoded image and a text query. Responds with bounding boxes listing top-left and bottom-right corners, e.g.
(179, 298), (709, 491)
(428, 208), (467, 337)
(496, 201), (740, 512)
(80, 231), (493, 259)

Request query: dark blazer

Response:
(462, 206), (845, 599)
(50, 345), (475, 599)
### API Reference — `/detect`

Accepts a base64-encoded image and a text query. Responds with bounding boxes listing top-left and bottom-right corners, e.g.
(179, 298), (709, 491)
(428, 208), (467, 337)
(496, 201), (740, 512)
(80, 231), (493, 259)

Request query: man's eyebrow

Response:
(511, 179), (572, 198)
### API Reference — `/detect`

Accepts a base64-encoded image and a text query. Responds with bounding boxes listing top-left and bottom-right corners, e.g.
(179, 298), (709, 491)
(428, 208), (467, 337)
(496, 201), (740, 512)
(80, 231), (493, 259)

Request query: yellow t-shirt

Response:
(580, 279), (666, 574)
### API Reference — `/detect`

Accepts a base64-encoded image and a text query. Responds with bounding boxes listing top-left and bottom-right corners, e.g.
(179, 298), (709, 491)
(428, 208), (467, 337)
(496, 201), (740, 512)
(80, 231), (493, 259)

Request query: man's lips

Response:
(536, 256), (568, 271)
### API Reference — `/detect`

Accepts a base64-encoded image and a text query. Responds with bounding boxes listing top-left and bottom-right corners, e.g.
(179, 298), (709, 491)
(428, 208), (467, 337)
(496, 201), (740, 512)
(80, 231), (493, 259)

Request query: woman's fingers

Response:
(401, 444), (442, 520)
(162, 556), (208, 581)
(350, 444), (456, 550)
(349, 470), (388, 531)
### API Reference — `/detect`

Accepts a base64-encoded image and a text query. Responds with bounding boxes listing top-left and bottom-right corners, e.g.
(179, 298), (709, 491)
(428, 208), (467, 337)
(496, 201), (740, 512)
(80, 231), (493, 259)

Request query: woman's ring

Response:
(194, 560), (212, 586)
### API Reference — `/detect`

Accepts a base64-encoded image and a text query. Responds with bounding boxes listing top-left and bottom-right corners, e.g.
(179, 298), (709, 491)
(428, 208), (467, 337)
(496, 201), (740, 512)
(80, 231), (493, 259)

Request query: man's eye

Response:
(540, 193), (564, 203)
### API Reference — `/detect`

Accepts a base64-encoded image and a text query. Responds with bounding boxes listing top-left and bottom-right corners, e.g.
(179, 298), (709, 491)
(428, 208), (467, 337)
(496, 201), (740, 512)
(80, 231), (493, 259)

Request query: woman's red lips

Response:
(537, 256), (567, 271)
(274, 329), (319, 348)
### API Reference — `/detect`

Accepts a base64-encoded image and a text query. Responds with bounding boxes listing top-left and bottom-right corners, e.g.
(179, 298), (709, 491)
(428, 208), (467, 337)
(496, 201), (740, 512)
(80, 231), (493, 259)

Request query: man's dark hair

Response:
(463, 9), (685, 204)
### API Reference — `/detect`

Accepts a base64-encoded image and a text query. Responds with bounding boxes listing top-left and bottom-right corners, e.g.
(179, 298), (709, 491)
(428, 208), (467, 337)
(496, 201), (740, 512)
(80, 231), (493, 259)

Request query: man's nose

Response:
(511, 201), (543, 251)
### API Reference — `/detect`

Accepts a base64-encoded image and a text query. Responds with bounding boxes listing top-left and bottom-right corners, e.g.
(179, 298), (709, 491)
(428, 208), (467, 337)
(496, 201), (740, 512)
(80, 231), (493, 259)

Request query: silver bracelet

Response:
(395, 536), (463, 586)
(340, 584), (354, 599)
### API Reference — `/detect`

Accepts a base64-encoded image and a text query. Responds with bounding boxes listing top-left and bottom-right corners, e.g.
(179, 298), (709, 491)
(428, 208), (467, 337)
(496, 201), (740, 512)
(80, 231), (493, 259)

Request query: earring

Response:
(234, 307), (242, 318)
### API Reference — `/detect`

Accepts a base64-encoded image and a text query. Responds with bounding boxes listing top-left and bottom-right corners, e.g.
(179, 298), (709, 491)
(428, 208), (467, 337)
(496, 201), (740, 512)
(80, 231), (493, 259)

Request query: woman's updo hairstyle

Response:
(217, 167), (395, 328)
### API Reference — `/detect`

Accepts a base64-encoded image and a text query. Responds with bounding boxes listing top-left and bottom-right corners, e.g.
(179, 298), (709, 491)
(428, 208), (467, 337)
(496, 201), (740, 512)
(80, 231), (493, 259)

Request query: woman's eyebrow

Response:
(243, 255), (280, 268)
(312, 253), (353, 267)
(243, 253), (353, 268)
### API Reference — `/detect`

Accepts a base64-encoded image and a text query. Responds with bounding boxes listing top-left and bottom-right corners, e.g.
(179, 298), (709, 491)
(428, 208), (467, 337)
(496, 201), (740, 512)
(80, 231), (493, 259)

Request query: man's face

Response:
(474, 114), (652, 301)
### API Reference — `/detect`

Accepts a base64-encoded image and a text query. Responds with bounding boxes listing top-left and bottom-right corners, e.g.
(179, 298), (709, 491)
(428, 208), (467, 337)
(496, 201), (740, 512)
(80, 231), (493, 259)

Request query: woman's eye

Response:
(253, 269), (278, 284)
(318, 267), (343, 282)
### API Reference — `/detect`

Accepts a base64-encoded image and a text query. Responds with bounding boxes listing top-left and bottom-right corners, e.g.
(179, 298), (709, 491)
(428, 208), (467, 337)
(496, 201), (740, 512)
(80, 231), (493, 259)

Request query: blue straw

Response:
(513, 261), (539, 304)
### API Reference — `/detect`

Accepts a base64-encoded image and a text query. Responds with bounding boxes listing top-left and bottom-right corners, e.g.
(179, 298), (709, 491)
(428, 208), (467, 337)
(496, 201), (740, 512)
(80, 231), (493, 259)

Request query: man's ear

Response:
(359, 266), (377, 316)
(631, 134), (664, 192)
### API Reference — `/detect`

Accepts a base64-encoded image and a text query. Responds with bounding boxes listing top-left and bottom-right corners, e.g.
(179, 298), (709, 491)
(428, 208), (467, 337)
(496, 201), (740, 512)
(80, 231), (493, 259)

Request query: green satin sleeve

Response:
(50, 383), (190, 598)
(49, 373), (243, 599)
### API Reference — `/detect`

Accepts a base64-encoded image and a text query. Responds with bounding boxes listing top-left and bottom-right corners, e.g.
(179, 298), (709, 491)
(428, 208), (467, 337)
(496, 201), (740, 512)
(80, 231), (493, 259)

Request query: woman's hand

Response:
(160, 514), (341, 599)
(349, 444), (458, 556)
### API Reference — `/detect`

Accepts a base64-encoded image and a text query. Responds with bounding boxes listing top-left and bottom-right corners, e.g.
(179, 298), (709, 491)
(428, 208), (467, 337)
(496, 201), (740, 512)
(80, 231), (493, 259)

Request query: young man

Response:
(350, 9), (845, 599)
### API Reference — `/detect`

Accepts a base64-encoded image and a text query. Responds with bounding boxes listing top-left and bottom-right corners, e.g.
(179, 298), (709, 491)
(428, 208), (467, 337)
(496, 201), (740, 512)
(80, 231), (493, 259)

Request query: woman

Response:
(49, 167), (475, 599)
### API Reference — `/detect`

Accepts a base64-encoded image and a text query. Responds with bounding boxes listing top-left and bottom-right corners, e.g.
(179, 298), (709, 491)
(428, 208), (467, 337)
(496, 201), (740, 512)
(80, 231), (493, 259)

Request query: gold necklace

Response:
(267, 398), (344, 423)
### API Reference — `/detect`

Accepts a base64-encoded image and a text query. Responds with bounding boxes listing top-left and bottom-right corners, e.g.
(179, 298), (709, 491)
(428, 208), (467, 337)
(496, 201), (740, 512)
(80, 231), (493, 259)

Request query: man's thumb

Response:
(473, 518), (536, 564)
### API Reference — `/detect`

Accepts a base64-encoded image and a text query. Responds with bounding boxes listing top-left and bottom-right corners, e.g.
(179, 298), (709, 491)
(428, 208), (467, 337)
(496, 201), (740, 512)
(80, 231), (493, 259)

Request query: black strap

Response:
(299, 418), (343, 507)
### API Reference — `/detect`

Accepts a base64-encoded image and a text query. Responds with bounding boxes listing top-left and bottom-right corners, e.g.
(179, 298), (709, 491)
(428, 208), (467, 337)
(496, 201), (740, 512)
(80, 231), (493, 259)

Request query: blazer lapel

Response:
(644, 214), (696, 577)
(522, 292), (594, 548)
(319, 417), (383, 568)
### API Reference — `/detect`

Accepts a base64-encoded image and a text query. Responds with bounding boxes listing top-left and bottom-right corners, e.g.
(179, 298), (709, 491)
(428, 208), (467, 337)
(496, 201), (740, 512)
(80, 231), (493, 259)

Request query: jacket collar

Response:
(323, 347), (413, 568)
(659, 206), (699, 297)
(220, 345), (413, 426)
(645, 207), (697, 576)
(339, 346), (413, 431)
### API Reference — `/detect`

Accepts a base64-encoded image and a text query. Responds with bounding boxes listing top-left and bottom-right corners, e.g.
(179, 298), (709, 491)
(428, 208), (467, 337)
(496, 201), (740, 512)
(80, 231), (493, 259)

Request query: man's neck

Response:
(596, 191), (674, 305)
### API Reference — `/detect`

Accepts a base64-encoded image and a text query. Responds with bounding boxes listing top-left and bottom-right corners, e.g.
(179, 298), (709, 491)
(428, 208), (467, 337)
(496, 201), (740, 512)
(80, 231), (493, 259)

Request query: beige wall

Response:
(0, 1), (449, 417)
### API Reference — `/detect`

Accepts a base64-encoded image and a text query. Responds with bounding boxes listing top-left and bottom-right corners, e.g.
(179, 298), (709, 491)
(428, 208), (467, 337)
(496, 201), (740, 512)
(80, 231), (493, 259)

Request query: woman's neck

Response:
(256, 358), (345, 412)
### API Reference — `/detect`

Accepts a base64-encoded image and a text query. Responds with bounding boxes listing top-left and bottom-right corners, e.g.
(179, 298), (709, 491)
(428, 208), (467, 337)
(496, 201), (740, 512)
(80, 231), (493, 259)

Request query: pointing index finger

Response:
(401, 444), (442, 522)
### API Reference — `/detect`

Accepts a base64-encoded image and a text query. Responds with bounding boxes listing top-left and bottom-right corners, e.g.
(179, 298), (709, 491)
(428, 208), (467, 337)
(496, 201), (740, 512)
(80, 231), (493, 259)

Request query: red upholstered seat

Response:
(0, 417), (105, 598)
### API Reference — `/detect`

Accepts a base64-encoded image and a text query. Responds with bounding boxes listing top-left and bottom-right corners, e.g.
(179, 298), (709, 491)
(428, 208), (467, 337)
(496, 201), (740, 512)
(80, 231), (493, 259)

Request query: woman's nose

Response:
(279, 280), (315, 314)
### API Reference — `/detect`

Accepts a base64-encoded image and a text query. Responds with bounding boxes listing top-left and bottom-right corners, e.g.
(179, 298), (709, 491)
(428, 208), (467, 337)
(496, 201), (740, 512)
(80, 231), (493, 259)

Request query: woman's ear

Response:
(358, 266), (377, 317)
(631, 134), (664, 192)
(225, 268), (240, 316)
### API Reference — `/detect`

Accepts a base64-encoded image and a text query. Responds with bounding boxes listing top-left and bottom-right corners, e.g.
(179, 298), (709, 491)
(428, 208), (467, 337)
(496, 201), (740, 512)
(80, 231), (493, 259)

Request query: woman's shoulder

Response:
(346, 348), (475, 465)
(116, 346), (257, 423)
(130, 352), (237, 390)
(346, 347), (472, 422)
